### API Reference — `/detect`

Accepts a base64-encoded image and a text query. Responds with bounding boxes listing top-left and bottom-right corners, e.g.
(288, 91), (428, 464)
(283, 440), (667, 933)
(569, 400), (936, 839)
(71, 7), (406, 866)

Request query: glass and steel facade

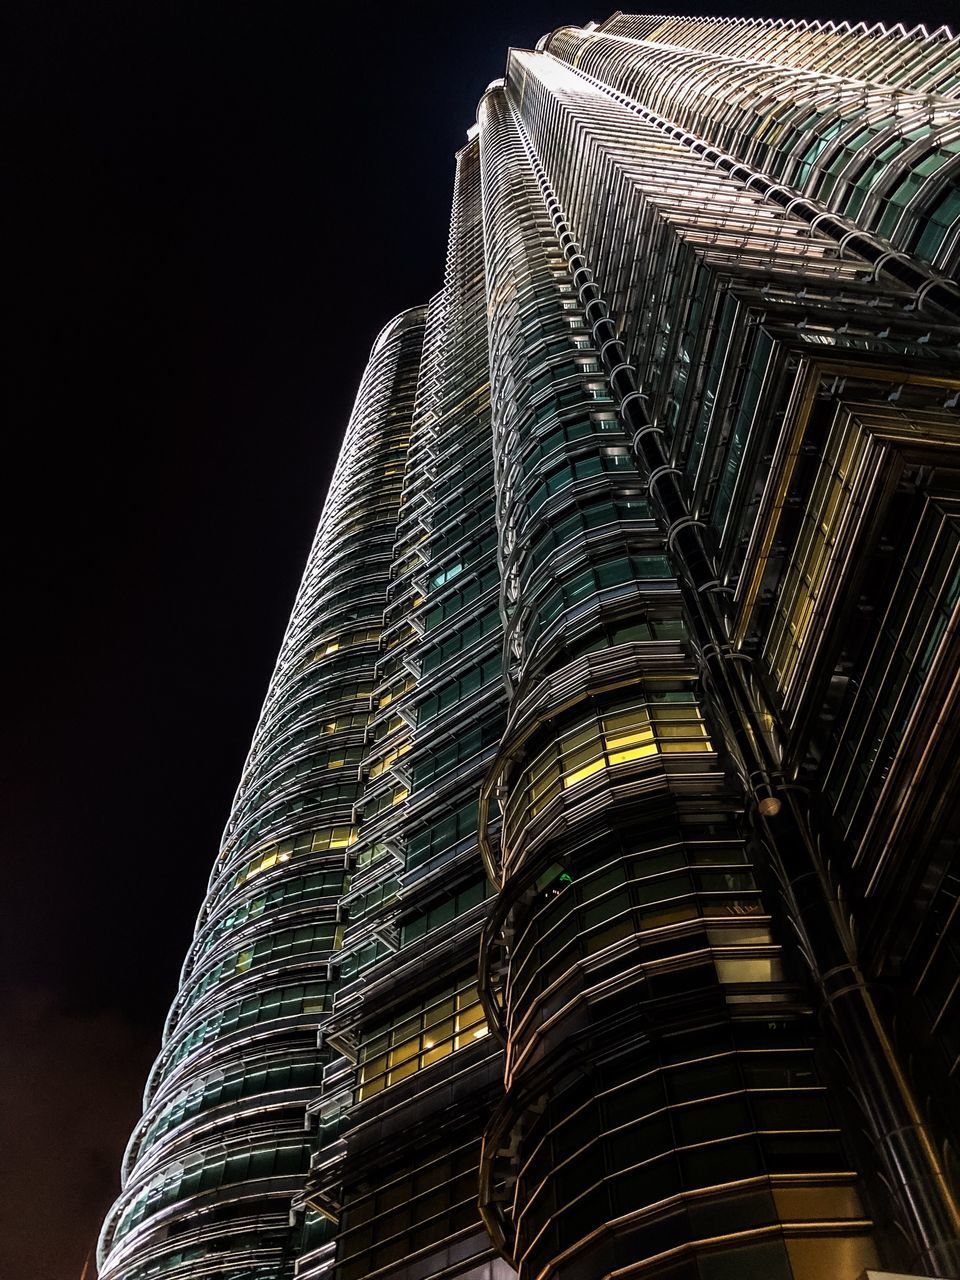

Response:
(98, 308), (427, 1280)
(101, 14), (960, 1280)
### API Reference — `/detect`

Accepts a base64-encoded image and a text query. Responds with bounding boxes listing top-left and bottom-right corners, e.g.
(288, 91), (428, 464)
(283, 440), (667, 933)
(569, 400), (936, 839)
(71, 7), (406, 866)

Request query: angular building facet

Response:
(101, 14), (960, 1280)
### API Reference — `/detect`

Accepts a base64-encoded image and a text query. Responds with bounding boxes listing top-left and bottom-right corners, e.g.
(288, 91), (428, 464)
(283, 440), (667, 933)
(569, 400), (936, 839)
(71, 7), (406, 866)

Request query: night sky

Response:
(5, 2), (957, 1275)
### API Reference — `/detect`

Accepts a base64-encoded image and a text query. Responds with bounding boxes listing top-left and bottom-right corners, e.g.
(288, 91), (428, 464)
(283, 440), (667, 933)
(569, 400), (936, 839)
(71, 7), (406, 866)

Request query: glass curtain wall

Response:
(101, 15), (960, 1280)
(97, 310), (426, 1280)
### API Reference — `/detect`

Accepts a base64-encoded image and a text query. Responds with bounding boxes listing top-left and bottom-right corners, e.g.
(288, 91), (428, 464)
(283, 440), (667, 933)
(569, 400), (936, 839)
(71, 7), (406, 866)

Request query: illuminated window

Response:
(429, 561), (464, 589)
(504, 690), (712, 845)
(378, 674), (414, 709)
(367, 739), (410, 780)
(716, 956), (783, 984)
(234, 826), (355, 888)
(358, 976), (488, 1101)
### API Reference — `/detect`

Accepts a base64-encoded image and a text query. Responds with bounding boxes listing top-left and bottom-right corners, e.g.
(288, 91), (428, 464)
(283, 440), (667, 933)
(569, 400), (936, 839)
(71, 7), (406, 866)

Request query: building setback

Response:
(100, 14), (960, 1280)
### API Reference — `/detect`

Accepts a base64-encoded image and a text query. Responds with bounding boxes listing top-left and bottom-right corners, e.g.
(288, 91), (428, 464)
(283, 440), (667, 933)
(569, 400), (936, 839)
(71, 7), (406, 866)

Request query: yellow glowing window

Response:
(773, 1185), (864, 1221)
(707, 925), (771, 947)
(651, 707), (710, 752)
(605, 708), (657, 764)
(357, 980), (487, 1101)
(716, 956), (783, 984)
(564, 756), (607, 786)
(505, 692), (712, 848)
(326, 827), (355, 849)
(236, 950), (253, 973)
(368, 739), (411, 780)
(234, 826), (355, 887)
(608, 736), (658, 764)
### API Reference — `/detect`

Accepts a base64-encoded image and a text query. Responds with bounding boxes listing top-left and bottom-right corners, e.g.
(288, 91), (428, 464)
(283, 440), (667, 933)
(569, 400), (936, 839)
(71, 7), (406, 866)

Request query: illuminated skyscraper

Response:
(98, 307), (427, 1279)
(101, 14), (960, 1280)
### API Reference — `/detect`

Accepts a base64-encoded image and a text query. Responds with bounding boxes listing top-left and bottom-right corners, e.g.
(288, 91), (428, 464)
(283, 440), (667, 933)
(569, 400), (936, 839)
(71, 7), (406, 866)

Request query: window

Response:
(711, 330), (773, 531)
(357, 975), (488, 1101)
(913, 181), (960, 261)
(412, 720), (500, 788)
(765, 413), (868, 697)
(407, 800), (478, 871)
(366, 739), (410, 780)
(165, 980), (332, 1073)
(113, 1141), (311, 1243)
(420, 605), (500, 674)
(503, 690), (711, 847)
(198, 867), (345, 959)
(183, 922), (338, 1018)
(508, 839), (765, 1020)
(428, 561), (464, 590)
(139, 1055), (325, 1158)
(401, 877), (493, 945)
(533, 551), (673, 636)
(233, 826), (355, 889)
(423, 566), (499, 630)
(301, 626), (381, 667)
(337, 1141), (481, 1280)
(417, 653), (502, 723)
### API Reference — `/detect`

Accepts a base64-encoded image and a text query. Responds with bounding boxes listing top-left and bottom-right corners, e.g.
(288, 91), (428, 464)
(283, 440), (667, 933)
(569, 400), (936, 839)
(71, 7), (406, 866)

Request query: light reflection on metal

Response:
(101, 13), (960, 1280)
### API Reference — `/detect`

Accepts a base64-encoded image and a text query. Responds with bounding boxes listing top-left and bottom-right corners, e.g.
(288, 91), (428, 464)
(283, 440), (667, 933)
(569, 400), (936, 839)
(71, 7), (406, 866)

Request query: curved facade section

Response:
(474, 20), (960, 1280)
(98, 308), (426, 1280)
(300, 138), (512, 1280)
(589, 14), (960, 97)
(104, 16), (960, 1280)
(547, 16), (960, 274)
(476, 80), (879, 1280)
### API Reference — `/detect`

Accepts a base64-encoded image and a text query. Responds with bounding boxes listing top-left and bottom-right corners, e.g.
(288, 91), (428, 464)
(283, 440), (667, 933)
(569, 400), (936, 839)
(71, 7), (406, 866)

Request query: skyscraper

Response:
(100, 14), (960, 1280)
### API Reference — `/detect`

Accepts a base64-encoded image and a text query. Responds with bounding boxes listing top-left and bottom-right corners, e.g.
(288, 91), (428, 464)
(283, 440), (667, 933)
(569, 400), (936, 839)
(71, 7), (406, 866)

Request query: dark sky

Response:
(4, 1), (957, 1276)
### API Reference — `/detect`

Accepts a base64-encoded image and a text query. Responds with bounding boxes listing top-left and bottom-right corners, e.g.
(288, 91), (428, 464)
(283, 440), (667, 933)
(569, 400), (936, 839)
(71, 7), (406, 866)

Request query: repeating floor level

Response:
(100, 13), (960, 1280)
